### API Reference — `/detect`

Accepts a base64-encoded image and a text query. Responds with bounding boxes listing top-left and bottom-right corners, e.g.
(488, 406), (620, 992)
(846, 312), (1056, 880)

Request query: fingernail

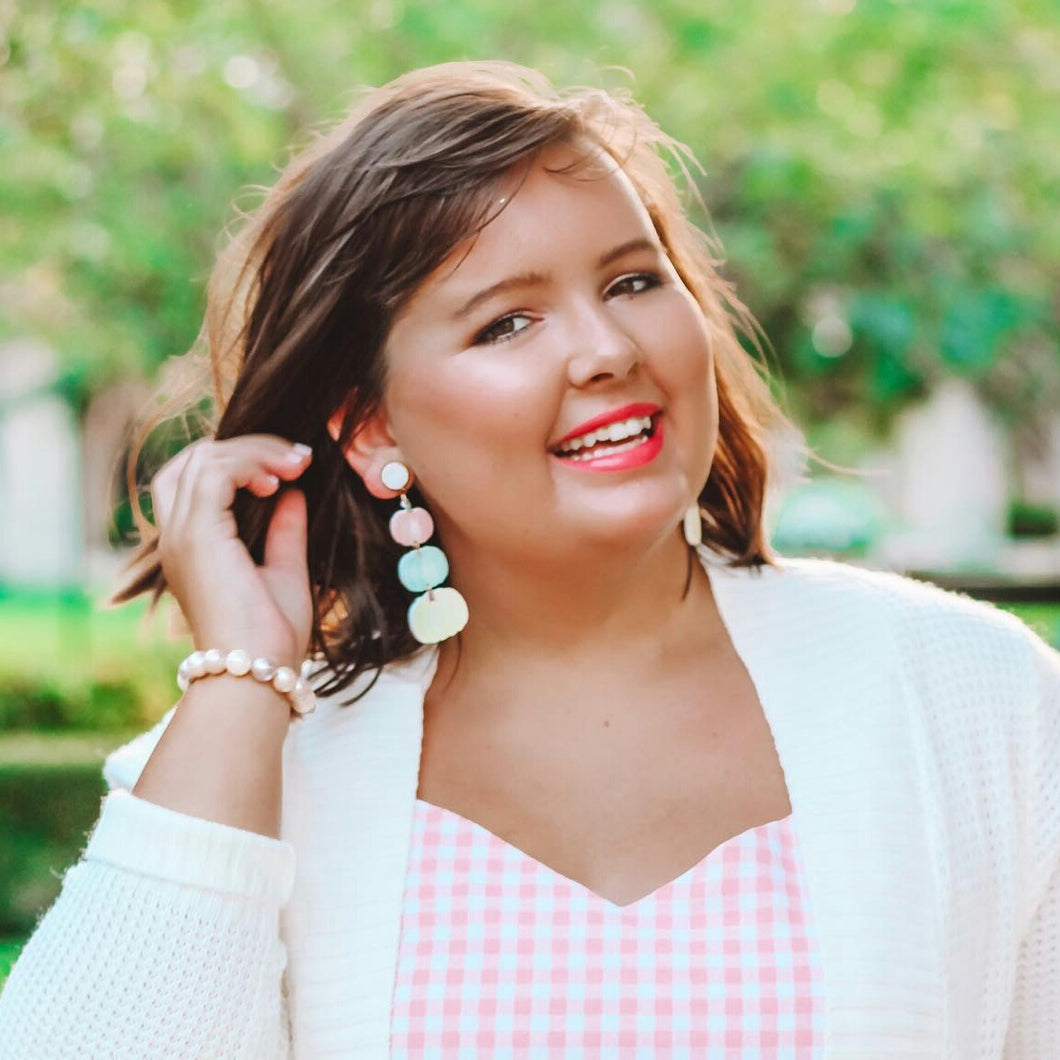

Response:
(288, 443), (312, 462)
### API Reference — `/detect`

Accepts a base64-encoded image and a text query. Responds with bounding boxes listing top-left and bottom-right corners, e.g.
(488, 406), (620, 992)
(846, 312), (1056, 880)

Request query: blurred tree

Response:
(1, 0), (1057, 442)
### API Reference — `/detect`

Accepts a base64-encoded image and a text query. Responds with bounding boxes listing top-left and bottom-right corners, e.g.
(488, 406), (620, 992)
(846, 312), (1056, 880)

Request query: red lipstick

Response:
(554, 402), (662, 447)
(550, 402), (664, 473)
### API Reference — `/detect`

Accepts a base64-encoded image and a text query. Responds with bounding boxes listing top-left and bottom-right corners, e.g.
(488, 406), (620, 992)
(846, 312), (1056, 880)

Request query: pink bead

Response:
(389, 507), (435, 547)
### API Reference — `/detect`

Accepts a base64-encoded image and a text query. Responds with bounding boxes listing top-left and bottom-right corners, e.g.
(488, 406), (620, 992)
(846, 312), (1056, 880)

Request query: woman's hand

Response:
(151, 435), (314, 667)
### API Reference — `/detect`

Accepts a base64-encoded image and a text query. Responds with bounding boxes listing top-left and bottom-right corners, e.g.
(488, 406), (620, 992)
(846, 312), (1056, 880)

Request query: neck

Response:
(434, 531), (724, 679)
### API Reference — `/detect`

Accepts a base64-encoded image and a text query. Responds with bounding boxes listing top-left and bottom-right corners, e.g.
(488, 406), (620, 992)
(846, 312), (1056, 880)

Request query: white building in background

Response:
(0, 339), (148, 592)
(880, 379), (1009, 571)
(0, 340), (82, 588)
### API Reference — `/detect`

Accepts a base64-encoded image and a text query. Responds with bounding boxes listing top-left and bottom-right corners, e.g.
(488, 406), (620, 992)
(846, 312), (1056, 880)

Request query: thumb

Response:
(263, 487), (308, 580)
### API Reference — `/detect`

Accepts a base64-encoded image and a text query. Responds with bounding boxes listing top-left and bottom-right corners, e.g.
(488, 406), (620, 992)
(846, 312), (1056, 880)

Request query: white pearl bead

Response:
(177, 670), (190, 692)
(225, 649), (252, 676)
(203, 648), (227, 675)
(291, 676), (316, 715)
(273, 666), (297, 694)
(251, 657), (277, 682)
(186, 651), (207, 679)
(300, 658), (315, 680)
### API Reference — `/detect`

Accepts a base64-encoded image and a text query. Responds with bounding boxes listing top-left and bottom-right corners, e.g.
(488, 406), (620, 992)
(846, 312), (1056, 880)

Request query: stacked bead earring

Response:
(383, 461), (469, 645)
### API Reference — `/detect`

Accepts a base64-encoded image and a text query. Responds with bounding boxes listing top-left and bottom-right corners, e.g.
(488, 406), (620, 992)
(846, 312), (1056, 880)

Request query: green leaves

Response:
(2, 0), (1056, 430)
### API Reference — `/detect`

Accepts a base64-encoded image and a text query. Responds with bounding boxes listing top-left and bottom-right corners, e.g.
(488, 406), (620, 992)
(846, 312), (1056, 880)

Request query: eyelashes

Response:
(471, 272), (664, 347)
(474, 313), (533, 345)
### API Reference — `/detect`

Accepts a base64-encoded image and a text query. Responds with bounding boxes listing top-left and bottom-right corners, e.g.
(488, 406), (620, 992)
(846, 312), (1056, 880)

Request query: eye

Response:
(606, 272), (662, 298)
(473, 312), (534, 346)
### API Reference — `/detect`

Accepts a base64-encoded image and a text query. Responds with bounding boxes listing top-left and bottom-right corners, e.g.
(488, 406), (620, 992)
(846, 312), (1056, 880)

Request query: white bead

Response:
(203, 648), (227, 675)
(251, 657), (277, 682)
(682, 504), (703, 547)
(177, 670), (190, 692)
(300, 657), (316, 680)
(186, 651), (207, 679)
(291, 676), (316, 715)
(380, 461), (411, 491)
(225, 649), (252, 676)
(273, 666), (297, 693)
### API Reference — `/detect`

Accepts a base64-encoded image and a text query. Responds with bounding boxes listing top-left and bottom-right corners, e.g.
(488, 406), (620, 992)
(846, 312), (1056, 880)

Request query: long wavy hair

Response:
(114, 61), (790, 700)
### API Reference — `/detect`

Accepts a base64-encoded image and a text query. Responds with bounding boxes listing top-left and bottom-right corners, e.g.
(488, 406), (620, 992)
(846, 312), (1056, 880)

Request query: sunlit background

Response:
(1, 0), (1058, 977)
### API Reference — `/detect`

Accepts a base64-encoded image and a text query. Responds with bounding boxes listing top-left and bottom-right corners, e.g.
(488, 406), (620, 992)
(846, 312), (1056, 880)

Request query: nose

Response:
(565, 302), (642, 388)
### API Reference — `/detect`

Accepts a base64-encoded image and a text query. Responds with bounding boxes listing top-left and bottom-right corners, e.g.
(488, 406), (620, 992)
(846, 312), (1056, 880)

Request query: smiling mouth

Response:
(551, 413), (658, 462)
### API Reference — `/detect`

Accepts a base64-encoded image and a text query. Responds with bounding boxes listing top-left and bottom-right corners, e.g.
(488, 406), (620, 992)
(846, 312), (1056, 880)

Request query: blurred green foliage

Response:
(0, 758), (105, 936)
(0, 590), (187, 728)
(0, 676), (144, 731)
(0, 937), (21, 985)
(2, 0), (1057, 440)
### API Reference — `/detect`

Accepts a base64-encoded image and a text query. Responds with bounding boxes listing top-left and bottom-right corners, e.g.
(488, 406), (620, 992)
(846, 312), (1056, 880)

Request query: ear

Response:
(326, 401), (410, 500)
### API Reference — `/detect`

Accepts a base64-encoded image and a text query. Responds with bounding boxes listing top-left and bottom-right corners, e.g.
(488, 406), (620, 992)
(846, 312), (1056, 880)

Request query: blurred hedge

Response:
(0, 590), (187, 733)
(0, 676), (146, 732)
(0, 756), (107, 936)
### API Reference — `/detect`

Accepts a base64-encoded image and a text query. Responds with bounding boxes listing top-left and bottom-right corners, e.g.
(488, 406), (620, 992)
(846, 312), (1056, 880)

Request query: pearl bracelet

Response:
(177, 648), (317, 716)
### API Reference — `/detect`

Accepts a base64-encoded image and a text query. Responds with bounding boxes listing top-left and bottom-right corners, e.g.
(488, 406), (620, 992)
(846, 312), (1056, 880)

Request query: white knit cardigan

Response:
(1, 552), (1058, 1059)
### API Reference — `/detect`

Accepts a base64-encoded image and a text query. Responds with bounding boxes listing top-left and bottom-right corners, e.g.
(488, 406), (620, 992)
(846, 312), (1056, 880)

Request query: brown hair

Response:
(115, 61), (789, 699)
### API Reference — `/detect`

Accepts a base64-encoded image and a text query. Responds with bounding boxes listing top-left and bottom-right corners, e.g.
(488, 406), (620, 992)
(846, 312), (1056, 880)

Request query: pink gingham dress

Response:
(390, 798), (825, 1057)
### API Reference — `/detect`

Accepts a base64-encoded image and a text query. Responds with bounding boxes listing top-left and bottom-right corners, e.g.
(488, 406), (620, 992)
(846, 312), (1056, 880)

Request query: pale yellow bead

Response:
(407, 587), (469, 644)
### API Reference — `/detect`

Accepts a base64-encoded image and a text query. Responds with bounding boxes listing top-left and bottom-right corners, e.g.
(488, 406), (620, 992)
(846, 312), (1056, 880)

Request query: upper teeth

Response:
(555, 415), (653, 453)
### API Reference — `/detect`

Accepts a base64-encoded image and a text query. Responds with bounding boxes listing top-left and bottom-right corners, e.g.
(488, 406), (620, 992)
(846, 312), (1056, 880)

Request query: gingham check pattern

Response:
(391, 798), (824, 1057)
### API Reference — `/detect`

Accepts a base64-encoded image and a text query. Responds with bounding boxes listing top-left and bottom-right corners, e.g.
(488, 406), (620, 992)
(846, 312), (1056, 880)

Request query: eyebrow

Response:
(451, 237), (660, 321)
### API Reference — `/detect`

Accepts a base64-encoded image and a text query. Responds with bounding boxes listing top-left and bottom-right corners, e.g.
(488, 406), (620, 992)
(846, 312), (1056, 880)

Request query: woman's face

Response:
(379, 142), (718, 565)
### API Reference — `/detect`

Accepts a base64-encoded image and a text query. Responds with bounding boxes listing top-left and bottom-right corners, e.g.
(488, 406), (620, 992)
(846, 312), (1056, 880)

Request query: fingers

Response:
(264, 486), (308, 577)
(153, 435), (312, 544)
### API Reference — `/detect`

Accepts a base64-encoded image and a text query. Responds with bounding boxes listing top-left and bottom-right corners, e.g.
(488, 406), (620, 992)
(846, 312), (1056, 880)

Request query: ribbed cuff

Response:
(85, 790), (296, 906)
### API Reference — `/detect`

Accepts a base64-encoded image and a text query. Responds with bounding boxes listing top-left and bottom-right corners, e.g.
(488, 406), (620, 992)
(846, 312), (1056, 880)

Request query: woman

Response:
(0, 62), (1057, 1059)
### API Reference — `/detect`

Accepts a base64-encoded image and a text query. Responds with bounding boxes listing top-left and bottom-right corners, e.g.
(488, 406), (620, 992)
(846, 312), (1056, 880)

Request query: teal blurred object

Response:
(771, 479), (886, 556)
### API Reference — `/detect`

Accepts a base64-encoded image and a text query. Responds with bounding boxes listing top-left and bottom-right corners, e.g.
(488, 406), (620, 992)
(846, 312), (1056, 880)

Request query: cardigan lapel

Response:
(704, 552), (947, 1058)
(281, 650), (437, 1060)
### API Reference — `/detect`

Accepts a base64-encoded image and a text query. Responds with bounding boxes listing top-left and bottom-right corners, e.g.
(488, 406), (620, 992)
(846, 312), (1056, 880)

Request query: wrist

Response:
(177, 648), (317, 716)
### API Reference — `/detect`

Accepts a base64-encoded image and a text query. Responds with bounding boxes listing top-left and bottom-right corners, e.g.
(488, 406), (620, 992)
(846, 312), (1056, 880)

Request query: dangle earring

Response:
(682, 502), (703, 547)
(383, 461), (469, 645)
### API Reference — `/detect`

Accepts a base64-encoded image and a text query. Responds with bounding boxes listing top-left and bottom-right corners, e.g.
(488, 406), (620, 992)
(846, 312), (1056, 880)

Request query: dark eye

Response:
(473, 312), (533, 346)
(607, 272), (662, 298)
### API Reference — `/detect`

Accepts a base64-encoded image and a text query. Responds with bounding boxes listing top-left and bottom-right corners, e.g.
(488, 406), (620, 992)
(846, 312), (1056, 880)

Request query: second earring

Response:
(383, 461), (469, 645)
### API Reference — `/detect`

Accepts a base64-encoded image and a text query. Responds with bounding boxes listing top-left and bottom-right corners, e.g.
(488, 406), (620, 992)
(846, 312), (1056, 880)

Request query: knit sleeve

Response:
(0, 719), (296, 1059)
(1003, 636), (1060, 1057)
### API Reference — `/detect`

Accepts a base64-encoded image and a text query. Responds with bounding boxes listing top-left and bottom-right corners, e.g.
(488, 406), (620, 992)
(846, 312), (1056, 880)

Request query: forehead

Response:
(415, 144), (659, 301)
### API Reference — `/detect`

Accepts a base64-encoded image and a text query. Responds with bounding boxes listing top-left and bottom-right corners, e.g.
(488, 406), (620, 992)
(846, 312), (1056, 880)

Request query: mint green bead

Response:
(397, 546), (449, 592)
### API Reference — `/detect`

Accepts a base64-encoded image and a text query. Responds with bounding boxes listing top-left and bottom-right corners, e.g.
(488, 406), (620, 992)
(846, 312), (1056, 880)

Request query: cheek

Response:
(384, 353), (560, 481)
(635, 294), (714, 397)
